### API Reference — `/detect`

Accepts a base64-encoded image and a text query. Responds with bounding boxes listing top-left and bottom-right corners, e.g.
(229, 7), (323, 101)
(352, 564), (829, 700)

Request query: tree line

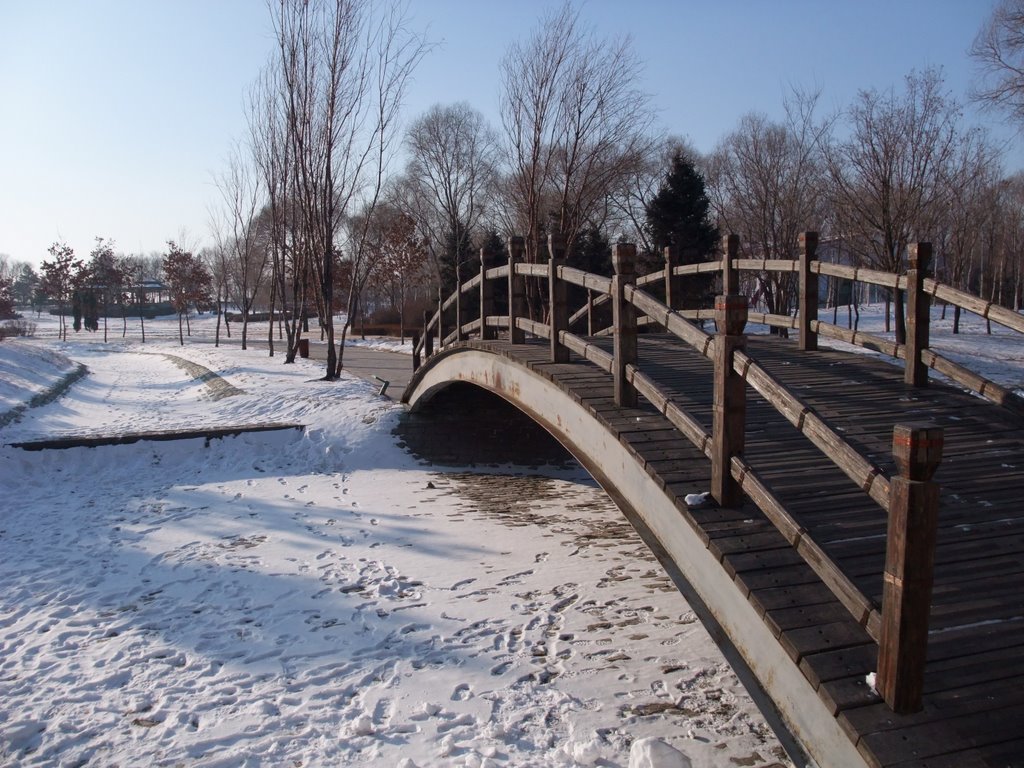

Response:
(7, 0), (1024, 372)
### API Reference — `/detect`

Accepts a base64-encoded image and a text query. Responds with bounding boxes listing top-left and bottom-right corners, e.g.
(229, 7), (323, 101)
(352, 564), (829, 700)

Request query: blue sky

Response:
(0, 0), (1015, 268)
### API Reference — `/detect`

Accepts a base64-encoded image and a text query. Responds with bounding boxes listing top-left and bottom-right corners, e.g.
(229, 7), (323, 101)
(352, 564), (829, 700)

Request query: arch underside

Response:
(403, 344), (870, 768)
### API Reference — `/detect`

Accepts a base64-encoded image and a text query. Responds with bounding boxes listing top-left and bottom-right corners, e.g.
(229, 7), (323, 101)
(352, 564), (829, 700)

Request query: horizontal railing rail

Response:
(411, 231), (973, 712)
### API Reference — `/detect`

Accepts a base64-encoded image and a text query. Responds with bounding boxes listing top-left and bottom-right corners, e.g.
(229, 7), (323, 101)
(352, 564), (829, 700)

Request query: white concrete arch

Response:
(403, 345), (869, 768)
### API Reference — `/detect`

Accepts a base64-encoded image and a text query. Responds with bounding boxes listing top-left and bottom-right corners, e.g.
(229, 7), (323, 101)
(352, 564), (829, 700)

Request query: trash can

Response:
(298, 338), (309, 358)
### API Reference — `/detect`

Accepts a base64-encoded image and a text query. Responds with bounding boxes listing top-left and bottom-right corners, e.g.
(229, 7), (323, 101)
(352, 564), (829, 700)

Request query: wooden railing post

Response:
(454, 274), (464, 342)
(799, 231), (819, 351)
(878, 424), (943, 714)
(508, 236), (526, 344)
(712, 294), (748, 507)
(613, 242), (638, 407)
(905, 243), (931, 387)
(423, 309), (434, 358)
(436, 290), (445, 349)
(586, 289), (595, 336)
(664, 245), (681, 311)
(722, 234), (740, 297)
(479, 247), (495, 341)
(548, 232), (569, 363)
(412, 331), (421, 371)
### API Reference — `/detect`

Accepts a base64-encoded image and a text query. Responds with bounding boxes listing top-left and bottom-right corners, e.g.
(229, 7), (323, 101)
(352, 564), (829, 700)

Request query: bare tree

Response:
(86, 237), (127, 343)
(402, 102), (499, 293)
(249, 63), (307, 360)
(499, 1), (656, 290)
(214, 145), (266, 351)
(40, 242), (83, 342)
(163, 241), (212, 346)
(365, 205), (426, 340)
(264, 0), (427, 380)
(932, 131), (1003, 331)
(707, 91), (831, 323)
(971, 0), (1024, 127)
(824, 68), (964, 342)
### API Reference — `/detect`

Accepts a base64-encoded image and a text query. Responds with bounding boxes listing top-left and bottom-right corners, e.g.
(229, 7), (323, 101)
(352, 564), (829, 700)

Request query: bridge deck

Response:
(456, 335), (1024, 768)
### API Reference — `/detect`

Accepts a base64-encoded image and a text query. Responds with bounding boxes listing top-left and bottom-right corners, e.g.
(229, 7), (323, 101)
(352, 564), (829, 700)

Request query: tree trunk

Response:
(214, 286), (223, 348)
(894, 290), (907, 346)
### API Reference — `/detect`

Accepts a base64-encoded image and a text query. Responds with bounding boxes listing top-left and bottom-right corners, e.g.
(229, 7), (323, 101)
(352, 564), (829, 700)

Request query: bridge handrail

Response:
(727, 454), (883, 639)
(559, 265), (613, 294)
(922, 277), (1024, 334)
(628, 284), (892, 508)
(562, 320), (884, 639)
(411, 231), (955, 712)
(812, 261), (909, 292)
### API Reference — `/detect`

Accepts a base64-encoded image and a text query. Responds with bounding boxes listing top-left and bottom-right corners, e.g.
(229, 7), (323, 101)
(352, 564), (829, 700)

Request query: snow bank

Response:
(0, 337), (790, 767)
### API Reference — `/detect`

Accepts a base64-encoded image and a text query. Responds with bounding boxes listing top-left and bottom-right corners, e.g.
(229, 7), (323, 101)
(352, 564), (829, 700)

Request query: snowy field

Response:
(2, 302), (1020, 767)
(0, 313), (791, 768)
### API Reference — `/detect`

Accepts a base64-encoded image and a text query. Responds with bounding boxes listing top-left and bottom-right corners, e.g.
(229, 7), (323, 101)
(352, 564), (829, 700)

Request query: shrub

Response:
(0, 318), (36, 340)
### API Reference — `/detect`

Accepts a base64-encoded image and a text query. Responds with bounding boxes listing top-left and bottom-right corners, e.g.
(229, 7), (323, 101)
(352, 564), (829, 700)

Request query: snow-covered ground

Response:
(2, 301), (1019, 767)
(0, 314), (791, 768)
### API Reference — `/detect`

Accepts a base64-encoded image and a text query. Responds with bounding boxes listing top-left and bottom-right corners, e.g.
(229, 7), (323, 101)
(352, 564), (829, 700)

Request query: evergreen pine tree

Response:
(644, 152), (718, 304)
(644, 152), (717, 261)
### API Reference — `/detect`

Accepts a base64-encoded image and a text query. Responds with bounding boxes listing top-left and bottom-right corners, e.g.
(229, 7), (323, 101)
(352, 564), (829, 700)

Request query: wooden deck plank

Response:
(436, 334), (1024, 768)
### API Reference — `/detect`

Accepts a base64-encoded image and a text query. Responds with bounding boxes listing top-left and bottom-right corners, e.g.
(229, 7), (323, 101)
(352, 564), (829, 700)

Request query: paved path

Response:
(205, 337), (415, 398)
(304, 341), (414, 397)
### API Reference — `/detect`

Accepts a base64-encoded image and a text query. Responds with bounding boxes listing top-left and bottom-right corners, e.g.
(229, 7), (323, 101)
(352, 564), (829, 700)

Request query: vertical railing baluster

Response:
(455, 273), (464, 342)
(722, 233), (739, 297)
(799, 231), (819, 352)
(905, 243), (931, 387)
(424, 309), (434, 358)
(613, 243), (638, 407)
(664, 245), (680, 312)
(508, 236), (526, 345)
(549, 232), (569, 363)
(712, 292), (747, 507)
(878, 424), (942, 713)
(479, 247), (495, 341)
(436, 289), (445, 350)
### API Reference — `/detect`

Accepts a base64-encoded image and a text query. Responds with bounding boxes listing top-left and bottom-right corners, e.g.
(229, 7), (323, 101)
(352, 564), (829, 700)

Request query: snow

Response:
(0, 313), (791, 767)
(811, 302), (1024, 395)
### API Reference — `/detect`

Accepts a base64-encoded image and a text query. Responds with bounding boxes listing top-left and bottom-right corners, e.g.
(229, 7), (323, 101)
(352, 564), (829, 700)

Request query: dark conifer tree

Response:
(644, 151), (718, 303)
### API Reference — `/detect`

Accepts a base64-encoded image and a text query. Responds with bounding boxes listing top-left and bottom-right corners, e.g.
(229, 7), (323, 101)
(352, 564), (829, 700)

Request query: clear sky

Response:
(0, 0), (1016, 269)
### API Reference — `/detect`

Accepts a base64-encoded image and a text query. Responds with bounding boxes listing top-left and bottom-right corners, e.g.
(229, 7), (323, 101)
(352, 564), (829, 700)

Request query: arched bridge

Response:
(402, 233), (1024, 768)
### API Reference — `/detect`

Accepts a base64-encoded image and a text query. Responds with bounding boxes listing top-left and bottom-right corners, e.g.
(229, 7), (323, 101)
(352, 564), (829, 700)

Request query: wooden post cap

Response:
(908, 243), (932, 273)
(715, 295), (748, 335)
(892, 424), (943, 481)
(547, 231), (565, 260)
(613, 242), (637, 276)
(799, 231), (818, 252)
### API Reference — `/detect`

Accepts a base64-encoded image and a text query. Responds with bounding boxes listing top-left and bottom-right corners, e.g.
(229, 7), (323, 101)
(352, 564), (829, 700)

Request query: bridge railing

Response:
(411, 232), (957, 714)
(561, 234), (1024, 414)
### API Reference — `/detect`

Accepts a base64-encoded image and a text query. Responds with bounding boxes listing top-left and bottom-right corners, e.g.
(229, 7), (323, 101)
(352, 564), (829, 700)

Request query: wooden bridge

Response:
(400, 233), (1024, 768)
